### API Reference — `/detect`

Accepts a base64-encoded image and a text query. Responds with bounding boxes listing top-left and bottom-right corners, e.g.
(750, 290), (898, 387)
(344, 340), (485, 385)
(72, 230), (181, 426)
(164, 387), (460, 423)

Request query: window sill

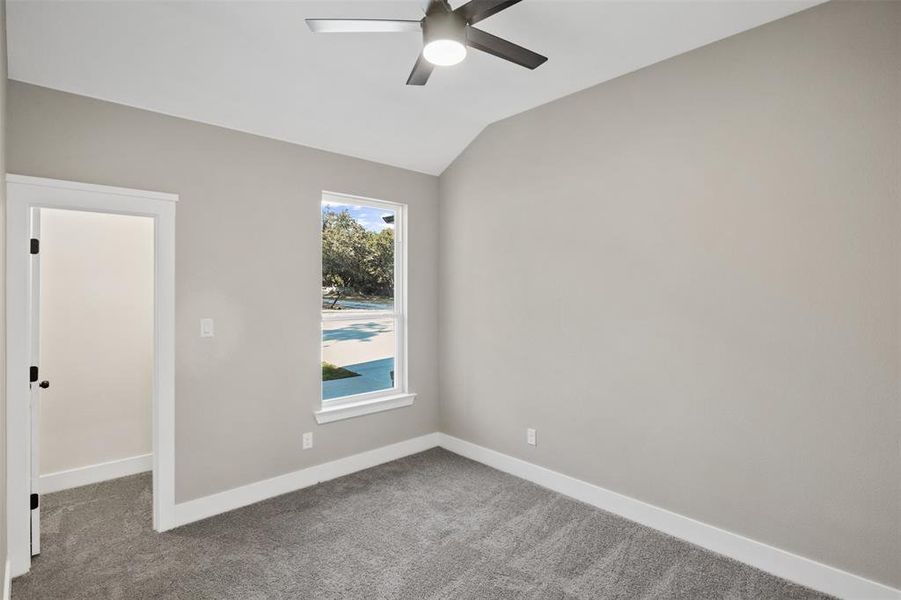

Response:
(315, 393), (416, 424)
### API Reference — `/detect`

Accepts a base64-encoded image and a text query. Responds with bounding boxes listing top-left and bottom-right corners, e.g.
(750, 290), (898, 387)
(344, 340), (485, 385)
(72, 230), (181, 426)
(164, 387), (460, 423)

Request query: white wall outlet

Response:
(200, 318), (215, 338)
(302, 432), (313, 450)
(526, 428), (537, 446)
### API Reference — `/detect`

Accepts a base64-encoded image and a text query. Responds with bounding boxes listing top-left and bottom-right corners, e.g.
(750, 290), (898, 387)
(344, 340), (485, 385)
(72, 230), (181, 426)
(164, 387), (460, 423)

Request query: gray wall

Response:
(7, 82), (440, 503)
(439, 0), (900, 588)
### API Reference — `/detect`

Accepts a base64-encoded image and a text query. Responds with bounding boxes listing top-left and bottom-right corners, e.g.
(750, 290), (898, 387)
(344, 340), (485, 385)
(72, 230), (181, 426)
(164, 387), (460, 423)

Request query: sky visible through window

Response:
(322, 200), (393, 233)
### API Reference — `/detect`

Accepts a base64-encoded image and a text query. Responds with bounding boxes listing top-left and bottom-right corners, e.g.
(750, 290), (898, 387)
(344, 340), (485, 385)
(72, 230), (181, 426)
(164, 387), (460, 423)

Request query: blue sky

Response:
(322, 200), (394, 232)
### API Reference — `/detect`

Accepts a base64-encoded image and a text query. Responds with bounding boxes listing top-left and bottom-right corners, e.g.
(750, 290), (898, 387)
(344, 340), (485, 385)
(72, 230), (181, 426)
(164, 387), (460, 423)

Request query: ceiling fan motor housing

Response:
(422, 10), (467, 48)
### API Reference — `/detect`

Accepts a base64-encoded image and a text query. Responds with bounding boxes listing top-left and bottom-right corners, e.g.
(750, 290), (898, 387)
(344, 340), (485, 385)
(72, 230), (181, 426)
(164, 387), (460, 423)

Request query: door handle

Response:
(38, 381), (50, 389)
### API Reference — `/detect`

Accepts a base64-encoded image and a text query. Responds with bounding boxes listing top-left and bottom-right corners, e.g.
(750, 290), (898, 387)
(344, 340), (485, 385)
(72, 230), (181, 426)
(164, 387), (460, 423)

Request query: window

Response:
(317, 192), (412, 423)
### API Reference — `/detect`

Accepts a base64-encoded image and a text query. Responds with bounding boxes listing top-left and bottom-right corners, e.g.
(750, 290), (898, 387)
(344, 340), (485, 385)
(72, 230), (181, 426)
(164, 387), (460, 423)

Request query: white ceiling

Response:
(8, 0), (823, 175)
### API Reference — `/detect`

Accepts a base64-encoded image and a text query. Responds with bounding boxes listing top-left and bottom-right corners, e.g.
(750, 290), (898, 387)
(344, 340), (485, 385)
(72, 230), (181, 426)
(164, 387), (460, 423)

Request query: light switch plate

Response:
(200, 318), (214, 338)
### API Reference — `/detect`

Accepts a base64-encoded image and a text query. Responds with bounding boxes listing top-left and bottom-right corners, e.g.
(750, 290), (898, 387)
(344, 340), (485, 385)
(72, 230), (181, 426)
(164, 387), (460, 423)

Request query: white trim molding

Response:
(5, 175), (178, 577)
(315, 392), (416, 424)
(39, 454), (153, 494)
(3, 559), (11, 600)
(172, 433), (439, 528)
(6, 174), (178, 203)
(437, 434), (900, 600)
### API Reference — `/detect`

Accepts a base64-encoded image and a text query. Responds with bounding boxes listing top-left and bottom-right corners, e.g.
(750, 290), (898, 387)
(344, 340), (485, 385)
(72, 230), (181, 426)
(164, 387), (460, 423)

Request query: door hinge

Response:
(30, 493), (39, 510)
(30, 238), (39, 254)
(30, 366), (39, 383)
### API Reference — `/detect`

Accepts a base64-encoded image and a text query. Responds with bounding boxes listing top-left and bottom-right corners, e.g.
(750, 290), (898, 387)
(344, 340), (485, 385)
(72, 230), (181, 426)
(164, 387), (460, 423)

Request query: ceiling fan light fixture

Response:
(421, 9), (467, 67)
(423, 39), (467, 66)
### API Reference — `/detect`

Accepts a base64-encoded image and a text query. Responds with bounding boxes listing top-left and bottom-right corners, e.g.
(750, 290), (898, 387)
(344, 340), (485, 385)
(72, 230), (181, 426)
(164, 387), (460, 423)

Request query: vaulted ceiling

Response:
(7, 0), (823, 174)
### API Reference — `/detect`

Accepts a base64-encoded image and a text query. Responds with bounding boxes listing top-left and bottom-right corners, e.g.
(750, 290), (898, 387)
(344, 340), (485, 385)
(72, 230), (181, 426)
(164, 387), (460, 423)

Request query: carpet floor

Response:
(12, 448), (835, 600)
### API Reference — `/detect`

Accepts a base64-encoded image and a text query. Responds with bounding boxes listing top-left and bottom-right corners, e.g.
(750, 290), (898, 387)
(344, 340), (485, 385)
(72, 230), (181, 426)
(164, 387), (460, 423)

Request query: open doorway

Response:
(6, 175), (177, 577)
(34, 208), (154, 555)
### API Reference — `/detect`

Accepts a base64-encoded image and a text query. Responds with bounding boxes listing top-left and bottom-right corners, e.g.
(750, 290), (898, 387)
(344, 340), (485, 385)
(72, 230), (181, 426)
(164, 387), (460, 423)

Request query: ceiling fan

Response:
(306, 0), (547, 86)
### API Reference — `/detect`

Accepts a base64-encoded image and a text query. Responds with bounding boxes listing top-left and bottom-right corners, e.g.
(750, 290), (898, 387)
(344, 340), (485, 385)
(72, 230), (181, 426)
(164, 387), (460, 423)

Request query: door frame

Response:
(5, 174), (178, 576)
(28, 208), (41, 557)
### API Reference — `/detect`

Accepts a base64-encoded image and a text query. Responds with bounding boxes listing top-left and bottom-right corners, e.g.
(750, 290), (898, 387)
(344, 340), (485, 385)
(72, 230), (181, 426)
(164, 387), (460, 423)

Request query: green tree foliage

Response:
(365, 228), (395, 295)
(322, 208), (394, 297)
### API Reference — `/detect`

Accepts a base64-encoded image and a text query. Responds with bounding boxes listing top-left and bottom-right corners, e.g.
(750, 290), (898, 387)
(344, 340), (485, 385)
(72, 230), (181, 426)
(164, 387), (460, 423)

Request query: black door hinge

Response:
(30, 493), (39, 510)
(30, 238), (39, 254)
(30, 366), (39, 383)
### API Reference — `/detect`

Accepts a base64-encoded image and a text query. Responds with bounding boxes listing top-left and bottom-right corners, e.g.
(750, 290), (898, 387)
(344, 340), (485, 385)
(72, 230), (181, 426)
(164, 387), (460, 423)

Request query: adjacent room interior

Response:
(35, 208), (154, 547)
(0, 1), (898, 599)
(39, 208), (153, 484)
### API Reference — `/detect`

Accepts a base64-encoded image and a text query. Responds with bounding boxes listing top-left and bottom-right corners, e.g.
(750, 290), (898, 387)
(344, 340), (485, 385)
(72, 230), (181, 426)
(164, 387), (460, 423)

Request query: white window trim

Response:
(314, 392), (416, 424)
(318, 191), (412, 423)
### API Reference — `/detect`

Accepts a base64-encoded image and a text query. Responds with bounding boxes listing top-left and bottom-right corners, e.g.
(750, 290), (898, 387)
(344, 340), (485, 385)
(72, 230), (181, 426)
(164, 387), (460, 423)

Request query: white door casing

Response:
(5, 175), (178, 577)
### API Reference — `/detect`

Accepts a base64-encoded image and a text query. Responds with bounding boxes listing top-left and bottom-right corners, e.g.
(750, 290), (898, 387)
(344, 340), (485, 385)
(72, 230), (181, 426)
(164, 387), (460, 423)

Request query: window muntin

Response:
(321, 193), (405, 405)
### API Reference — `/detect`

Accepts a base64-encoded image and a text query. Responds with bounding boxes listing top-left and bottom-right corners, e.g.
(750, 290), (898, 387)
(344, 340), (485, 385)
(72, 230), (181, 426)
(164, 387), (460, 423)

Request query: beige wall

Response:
(38, 209), (153, 475)
(439, 0), (900, 588)
(7, 82), (440, 502)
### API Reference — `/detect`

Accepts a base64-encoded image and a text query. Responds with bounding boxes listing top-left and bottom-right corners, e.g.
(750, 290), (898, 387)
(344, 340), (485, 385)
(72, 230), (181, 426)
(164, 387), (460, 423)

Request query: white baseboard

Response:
(40, 453), (153, 494)
(437, 433), (899, 600)
(172, 433), (440, 528)
(4, 558), (11, 600)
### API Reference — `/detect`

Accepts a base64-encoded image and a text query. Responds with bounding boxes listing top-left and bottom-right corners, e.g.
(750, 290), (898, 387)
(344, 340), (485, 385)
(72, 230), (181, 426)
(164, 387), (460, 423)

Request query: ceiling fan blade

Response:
(306, 19), (422, 33)
(466, 27), (547, 69)
(406, 54), (434, 86)
(455, 0), (523, 25)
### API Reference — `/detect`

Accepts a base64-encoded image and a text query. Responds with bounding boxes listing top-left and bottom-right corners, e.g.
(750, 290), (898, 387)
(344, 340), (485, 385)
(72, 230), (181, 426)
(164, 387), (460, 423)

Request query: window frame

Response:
(316, 191), (413, 423)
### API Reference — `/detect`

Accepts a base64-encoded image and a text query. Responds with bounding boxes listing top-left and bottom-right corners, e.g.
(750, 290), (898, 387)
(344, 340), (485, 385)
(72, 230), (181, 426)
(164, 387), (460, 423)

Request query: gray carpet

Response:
(13, 448), (834, 600)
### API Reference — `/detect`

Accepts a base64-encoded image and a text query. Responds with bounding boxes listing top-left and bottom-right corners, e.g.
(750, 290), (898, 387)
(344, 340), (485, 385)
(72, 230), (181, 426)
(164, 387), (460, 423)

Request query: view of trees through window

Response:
(321, 199), (398, 401)
(321, 205), (394, 309)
